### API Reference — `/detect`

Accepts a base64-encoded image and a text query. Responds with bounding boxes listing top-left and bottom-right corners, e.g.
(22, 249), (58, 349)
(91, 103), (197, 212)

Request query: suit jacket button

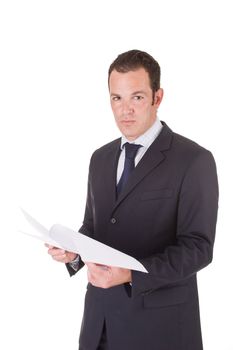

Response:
(111, 217), (117, 224)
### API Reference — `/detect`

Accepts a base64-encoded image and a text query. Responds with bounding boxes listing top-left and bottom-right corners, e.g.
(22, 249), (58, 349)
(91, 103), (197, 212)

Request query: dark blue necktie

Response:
(117, 142), (142, 196)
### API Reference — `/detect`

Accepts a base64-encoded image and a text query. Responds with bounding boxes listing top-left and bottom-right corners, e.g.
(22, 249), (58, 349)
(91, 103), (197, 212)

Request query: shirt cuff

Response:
(68, 255), (80, 271)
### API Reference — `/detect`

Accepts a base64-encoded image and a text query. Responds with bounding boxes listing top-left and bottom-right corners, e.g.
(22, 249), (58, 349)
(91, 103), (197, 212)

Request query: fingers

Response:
(46, 245), (67, 262)
(96, 264), (110, 271)
(44, 243), (55, 249)
(85, 264), (132, 288)
(85, 262), (112, 288)
(45, 242), (78, 264)
(48, 247), (66, 257)
(85, 262), (110, 271)
(85, 263), (110, 276)
(85, 262), (96, 270)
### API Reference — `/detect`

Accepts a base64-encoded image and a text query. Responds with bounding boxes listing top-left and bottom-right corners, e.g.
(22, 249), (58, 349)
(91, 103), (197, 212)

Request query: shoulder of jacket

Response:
(172, 131), (211, 155)
(90, 137), (121, 160)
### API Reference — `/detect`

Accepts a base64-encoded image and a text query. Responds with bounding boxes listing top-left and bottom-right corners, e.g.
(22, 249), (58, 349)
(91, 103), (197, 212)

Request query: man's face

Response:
(109, 68), (163, 141)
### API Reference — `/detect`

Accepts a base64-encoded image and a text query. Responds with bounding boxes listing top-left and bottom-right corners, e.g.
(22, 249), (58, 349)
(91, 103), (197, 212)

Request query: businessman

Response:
(47, 50), (219, 350)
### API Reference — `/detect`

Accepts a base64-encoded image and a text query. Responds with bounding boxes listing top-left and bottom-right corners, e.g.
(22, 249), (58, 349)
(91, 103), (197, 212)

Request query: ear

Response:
(153, 88), (164, 107)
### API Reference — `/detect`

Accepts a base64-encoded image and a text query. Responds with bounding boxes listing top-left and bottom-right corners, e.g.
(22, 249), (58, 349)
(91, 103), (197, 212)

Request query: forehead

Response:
(109, 68), (151, 93)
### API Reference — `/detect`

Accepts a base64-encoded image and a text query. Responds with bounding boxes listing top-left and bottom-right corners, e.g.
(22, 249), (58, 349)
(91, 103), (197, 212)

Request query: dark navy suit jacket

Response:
(67, 122), (218, 350)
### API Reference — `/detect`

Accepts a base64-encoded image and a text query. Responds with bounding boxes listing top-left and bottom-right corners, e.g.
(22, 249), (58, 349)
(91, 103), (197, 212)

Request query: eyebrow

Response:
(131, 90), (146, 95)
(110, 90), (147, 97)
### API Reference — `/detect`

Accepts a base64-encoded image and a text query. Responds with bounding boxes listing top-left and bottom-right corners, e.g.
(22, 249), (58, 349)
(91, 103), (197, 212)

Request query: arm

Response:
(45, 244), (85, 276)
(131, 150), (219, 296)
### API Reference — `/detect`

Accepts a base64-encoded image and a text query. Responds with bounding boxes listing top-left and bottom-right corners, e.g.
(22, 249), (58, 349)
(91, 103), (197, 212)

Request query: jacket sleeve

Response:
(131, 150), (219, 296)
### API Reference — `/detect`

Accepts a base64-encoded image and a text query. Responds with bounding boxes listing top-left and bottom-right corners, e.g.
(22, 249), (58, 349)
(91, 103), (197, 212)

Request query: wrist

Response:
(71, 254), (79, 263)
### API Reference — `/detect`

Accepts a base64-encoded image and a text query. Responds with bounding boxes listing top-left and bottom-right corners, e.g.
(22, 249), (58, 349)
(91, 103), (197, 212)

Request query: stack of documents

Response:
(20, 209), (148, 273)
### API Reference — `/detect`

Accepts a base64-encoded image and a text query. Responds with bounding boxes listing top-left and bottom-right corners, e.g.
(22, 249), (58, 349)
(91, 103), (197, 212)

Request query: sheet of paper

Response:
(20, 209), (148, 273)
(20, 208), (62, 247)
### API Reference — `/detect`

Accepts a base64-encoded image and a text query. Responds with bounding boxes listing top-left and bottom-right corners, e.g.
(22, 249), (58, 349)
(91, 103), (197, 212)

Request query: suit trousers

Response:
(79, 322), (108, 350)
(97, 323), (108, 350)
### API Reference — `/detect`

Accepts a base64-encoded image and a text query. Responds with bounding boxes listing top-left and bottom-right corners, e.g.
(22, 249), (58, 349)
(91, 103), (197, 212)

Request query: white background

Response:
(0, 0), (232, 349)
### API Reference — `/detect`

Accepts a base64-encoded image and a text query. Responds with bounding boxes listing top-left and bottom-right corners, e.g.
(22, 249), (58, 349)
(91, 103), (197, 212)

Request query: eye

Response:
(111, 96), (121, 101)
(133, 95), (144, 101)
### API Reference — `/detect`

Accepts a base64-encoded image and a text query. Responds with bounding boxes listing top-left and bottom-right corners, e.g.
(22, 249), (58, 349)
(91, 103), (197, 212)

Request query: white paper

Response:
(20, 209), (148, 273)
(20, 208), (61, 247)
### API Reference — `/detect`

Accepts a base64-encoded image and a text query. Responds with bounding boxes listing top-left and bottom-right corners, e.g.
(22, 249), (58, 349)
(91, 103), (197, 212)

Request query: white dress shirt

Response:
(117, 118), (163, 184)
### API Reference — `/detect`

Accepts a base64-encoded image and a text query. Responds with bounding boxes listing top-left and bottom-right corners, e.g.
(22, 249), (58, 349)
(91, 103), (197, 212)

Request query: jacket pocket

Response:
(141, 188), (173, 201)
(143, 285), (188, 308)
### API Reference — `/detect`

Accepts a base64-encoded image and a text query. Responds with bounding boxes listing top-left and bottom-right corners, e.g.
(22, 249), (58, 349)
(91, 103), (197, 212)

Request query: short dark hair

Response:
(108, 49), (161, 95)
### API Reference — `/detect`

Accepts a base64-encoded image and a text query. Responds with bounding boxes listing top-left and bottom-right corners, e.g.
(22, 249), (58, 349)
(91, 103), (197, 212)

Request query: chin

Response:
(121, 128), (138, 140)
(124, 134), (137, 141)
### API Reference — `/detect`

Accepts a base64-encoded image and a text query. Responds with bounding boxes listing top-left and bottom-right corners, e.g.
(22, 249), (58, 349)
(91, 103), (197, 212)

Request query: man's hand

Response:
(85, 262), (132, 288)
(45, 244), (77, 264)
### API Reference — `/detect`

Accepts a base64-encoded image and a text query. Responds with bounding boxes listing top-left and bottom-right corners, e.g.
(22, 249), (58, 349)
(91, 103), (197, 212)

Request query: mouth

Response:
(121, 120), (136, 125)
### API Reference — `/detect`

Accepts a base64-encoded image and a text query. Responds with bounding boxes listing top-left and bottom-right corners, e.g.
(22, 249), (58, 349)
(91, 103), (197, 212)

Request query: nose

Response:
(122, 100), (133, 117)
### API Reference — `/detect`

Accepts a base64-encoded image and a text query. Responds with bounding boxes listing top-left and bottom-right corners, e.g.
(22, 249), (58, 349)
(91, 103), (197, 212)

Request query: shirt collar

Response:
(120, 118), (163, 150)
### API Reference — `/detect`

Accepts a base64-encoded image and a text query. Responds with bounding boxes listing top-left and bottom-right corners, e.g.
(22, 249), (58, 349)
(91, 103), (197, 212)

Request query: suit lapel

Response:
(112, 124), (173, 212)
(103, 139), (121, 208)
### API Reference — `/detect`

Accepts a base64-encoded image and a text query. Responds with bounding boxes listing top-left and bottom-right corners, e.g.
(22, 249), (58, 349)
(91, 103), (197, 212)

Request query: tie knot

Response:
(124, 142), (142, 159)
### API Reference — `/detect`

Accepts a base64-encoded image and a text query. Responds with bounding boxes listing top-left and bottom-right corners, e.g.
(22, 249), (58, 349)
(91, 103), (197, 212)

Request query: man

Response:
(47, 50), (218, 350)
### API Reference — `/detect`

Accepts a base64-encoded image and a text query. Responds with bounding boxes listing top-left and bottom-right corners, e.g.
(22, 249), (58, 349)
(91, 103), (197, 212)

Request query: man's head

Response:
(108, 50), (163, 141)
(108, 50), (161, 103)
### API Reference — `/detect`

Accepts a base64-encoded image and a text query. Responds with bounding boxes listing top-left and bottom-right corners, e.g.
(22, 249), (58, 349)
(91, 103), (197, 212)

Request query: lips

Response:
(121, 120), (135, 125)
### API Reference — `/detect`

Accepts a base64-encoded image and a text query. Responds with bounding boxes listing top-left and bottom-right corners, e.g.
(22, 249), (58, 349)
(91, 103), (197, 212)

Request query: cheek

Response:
(113, 114), (121, 127)
(134, 103), (149, 117)
(111, 101), (121, 112)
(112, 107), (123, 124)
